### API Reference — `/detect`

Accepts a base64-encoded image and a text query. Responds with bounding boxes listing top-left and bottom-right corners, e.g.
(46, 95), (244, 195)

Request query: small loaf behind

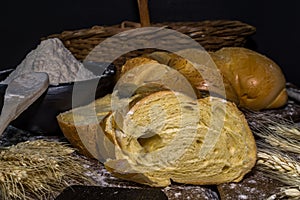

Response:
(210, 47), (288, 110)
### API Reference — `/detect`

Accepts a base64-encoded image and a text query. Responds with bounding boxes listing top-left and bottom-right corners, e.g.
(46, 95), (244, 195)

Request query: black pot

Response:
(0, 62), (116, 135)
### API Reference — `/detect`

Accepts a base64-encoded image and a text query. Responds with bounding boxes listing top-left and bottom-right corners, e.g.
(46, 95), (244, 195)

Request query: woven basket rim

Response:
(44, 20), (256, 40)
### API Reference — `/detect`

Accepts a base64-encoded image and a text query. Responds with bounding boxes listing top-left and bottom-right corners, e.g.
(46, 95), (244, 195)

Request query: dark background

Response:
(1, 0), (300, 85)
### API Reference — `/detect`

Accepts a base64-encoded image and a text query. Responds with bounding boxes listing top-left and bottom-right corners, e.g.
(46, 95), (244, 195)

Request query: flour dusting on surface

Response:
(238, 194), (249, 199)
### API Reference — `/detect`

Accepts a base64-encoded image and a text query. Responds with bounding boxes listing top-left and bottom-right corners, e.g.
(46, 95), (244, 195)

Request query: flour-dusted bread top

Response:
(105, 90), (257, 187)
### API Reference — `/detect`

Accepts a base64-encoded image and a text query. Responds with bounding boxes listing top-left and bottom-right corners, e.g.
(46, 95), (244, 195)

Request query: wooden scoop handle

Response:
(137, 0), (150, 27)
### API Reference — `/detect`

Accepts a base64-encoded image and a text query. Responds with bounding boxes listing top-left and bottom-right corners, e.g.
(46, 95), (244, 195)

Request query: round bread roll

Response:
(105, 90), (257, 187)
(147, 51), (239, 103)
(143, 51), (176, 66)
(119, 58), (201, 98)
(210, 47), (288, 110)
(121, 57), (158, 75)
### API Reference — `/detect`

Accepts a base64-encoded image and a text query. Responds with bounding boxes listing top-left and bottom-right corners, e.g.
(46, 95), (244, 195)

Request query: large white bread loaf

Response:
(105, 90), (257, 187)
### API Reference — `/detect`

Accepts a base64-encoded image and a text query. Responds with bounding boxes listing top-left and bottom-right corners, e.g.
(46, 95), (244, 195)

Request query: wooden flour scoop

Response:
(0, 72), (49, 136)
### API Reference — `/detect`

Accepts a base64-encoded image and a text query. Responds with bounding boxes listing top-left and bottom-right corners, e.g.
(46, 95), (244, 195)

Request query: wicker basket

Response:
(43, 0), (256, 68)
(44, 20), (255, 67)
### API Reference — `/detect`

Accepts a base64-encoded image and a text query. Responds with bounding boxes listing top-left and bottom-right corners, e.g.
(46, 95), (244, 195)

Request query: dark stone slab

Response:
(79, 154), (220, 200)
(55, 185), (168, 200)
(0, 125), (66, 147)
(217, 170), (285, 200)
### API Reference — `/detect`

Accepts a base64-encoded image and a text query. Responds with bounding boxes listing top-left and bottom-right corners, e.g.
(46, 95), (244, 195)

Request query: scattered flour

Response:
(229, 183), (237, 189)
(247, 179), (257, 184)
(2, 38), (97, 85)
(174, 192), (182, 198)
(238, 194), (249, 199)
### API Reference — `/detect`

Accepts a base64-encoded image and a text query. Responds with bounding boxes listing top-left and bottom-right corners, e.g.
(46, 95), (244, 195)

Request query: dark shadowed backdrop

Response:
(1, 0), (300, 85)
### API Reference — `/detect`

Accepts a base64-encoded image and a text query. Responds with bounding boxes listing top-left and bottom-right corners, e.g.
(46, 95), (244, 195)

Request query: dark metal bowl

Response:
(0, 62), (116, 135)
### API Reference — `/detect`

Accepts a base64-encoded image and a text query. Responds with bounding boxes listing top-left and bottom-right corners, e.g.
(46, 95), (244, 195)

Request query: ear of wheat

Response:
(244, 109), (300, 199)
(0, 139), (95, 200)
(266, 186), (300, 200)
(243, 109), (300, 154)
(256, 142), (300, 186)
(256, 141), (300, 199)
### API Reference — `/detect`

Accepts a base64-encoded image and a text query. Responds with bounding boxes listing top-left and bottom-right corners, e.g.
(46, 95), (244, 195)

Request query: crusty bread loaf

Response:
(104, 90), (257, 187)
(210, 47), (288, 110)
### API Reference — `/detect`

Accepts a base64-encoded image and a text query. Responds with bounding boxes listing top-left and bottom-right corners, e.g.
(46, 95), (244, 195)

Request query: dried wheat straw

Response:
(244, 110), (300, 154)
(0, 140), (95, 200)
(266, 186), (300, 200)
(246, 109), (300, 199)
(256, 141), (300, 186)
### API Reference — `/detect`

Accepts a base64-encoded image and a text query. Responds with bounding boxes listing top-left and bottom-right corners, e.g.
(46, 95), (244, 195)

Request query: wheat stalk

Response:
(256, 141), (300, 186)
(256, 148), (300, 199)
(0, 140), (95, 200)
(246, 109), (300, 199)
(243, 109), (300, 154)
(266, 186), (300, 200)
(269, 125), (300, 140)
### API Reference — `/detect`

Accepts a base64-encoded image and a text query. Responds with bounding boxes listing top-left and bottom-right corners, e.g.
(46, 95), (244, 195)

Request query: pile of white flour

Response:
(2, 38), (97, 85)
